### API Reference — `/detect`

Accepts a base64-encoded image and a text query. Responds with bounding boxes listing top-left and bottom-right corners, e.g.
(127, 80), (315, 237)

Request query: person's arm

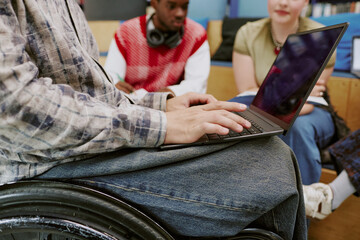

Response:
(232, 51), (259, 94)
(232, 23), (259, 94)
(104, 39), (127, 84)
(166, 40), (210, 96)
(104, 39), (136, 94)
(300, 67), (334, 115)
(0, 11), (167, 159)
(310, 67), (333, 97)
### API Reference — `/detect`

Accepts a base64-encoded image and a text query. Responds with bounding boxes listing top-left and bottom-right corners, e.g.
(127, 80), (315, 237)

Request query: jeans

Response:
(230, 95), (335, 185)
(279, 107), (335, 185)
(37, 136), (306, 239)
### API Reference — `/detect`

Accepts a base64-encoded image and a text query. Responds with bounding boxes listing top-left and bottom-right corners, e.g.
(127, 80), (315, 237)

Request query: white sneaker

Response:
(303, 183), (333, 220)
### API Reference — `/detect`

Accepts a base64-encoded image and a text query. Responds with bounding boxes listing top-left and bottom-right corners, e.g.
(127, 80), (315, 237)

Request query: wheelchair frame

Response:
(0, 180), (283, 240)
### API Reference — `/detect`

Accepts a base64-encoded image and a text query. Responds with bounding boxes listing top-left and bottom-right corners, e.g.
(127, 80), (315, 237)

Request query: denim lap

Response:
(65, 137), (306, 238)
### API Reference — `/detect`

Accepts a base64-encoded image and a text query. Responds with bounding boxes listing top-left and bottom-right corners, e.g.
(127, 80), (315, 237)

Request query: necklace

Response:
(270, 26), (283, 55)
(270, 22), (299, 55)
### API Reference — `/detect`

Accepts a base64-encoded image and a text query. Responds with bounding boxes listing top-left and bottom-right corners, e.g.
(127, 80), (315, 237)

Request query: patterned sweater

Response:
(0, 0), (170, 184)
(114, 15), (208, 92)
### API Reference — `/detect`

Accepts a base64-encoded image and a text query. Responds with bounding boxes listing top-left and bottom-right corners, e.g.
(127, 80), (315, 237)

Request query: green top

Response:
(233, 17), (336, 86)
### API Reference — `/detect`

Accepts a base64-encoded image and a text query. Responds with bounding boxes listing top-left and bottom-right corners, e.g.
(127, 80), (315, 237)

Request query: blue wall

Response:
(188, 0), (227, 20)
(188, 0), (269, 19)
(230, 0), (269, 18)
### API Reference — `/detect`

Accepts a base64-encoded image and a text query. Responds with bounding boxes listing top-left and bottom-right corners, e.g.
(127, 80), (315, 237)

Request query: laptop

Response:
(351, 35), (360, 78)
(160, 22), (348, 150)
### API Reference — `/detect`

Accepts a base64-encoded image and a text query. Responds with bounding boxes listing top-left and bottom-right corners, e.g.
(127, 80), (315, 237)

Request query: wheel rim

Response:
(0, 216), (118, 240)
(0, 181), (174, 240)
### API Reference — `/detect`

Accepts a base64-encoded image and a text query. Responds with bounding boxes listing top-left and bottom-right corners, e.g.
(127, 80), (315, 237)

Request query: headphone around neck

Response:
(146, 14), (184, 48)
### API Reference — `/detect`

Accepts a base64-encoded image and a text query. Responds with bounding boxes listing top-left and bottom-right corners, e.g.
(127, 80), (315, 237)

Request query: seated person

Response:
(304, 129), (360, 220)
(231, 0), (347, 185)
(104, 0), (210, 97)
(0, 0), (307, 239)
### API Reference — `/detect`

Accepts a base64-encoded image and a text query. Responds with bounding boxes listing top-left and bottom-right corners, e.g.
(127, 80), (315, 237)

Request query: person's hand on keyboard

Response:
(166, 92), (218, 112)
(164, 93), (251, 144)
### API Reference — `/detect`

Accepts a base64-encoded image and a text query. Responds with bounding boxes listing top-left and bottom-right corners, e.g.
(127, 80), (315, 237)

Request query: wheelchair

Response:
(0, 180), (284, 240)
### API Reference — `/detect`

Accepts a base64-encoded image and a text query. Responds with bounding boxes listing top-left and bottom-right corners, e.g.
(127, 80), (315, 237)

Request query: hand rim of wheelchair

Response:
(0, 180), (283, 240)
(0, 216), (117, 240)
(0, 180), (174, 240)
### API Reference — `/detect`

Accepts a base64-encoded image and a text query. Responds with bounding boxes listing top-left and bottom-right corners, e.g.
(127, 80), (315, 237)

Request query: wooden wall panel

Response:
(327, 76), (351, 122)
(88, 21), (120, 53)
(207, 20), (223, 57)
(347, 79), (360, 131)
(206, 65), (238, 100)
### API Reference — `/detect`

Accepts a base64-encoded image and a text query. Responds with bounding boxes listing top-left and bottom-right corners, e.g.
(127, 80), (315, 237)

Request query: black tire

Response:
(227, 228), (283, 240)
(0, 180), (174, 240)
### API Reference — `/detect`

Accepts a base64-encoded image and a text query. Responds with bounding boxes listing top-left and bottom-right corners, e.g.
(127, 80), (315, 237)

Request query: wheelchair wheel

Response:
(0, 180), (174, 240)
(227, 228), (283, 240)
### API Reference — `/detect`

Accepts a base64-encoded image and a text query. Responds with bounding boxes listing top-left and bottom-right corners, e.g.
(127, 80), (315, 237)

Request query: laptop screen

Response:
(251, 23), (347, 131)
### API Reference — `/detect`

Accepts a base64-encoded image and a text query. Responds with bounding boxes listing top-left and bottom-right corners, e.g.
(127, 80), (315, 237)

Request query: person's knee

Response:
(291, 119), (315, 137)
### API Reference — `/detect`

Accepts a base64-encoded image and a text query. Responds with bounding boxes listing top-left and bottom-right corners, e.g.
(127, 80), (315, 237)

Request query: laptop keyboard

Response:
(203, 112), (264, 142)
